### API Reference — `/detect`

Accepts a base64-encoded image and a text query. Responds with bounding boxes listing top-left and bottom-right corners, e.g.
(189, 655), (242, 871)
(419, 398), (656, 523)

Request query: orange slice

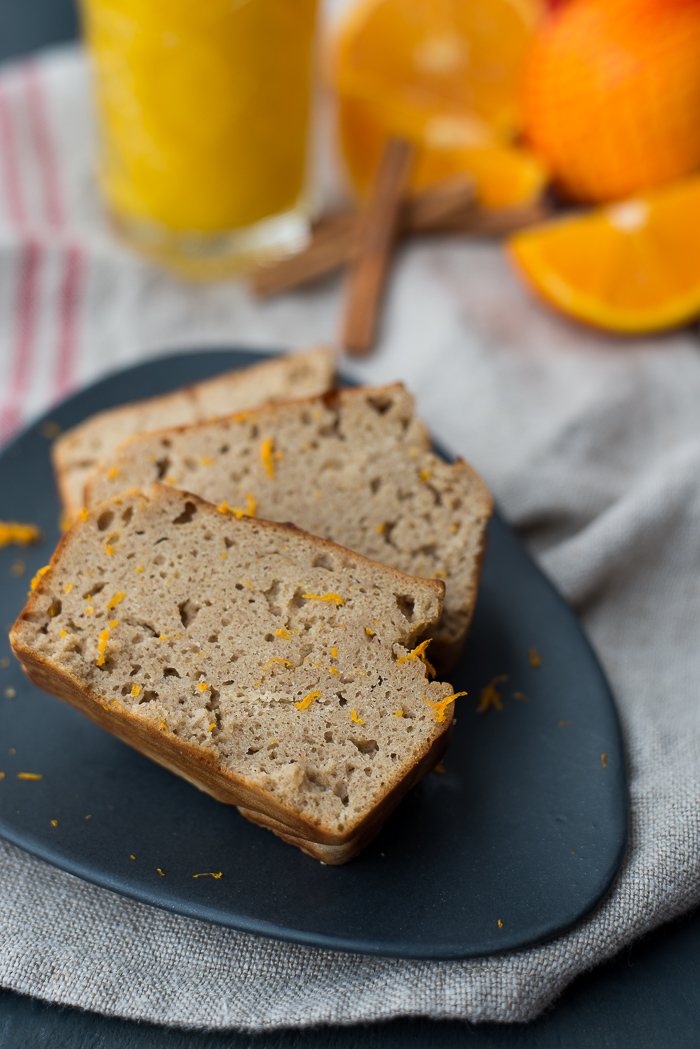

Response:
(330, 0), (546, 204)
(507, 177), (700, 333)
(412, 143), (548, 210)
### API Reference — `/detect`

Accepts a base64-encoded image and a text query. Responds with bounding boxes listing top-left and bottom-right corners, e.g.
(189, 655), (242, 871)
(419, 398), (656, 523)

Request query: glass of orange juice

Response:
(80, 0), (319, 277)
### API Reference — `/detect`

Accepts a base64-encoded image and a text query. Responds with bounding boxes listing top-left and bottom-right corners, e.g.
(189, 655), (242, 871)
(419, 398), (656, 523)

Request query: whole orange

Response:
(522, 0), (700, 203)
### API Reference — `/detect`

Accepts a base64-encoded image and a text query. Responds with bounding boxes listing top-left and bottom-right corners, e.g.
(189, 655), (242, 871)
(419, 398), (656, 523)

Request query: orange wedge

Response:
(507, 177), (700, 333)
(330, 0), (547, 205)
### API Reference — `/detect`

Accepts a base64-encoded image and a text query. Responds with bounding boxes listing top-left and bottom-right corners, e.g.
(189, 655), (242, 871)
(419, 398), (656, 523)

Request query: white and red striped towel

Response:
(0, 55), (87, 442)
(4, 42), (700, 1033)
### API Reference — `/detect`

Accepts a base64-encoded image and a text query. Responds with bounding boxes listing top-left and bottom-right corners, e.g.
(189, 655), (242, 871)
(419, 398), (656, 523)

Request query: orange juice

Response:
(80, 0), (318, 274)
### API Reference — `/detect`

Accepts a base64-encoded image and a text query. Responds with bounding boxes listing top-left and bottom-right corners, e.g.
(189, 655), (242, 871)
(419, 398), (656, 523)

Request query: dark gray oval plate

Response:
(0, 348), (628, 960)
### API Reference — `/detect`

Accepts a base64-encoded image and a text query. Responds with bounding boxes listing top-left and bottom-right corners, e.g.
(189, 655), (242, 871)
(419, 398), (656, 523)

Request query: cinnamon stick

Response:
(341, 136), (415, 355)
(251, 175), (476, 299)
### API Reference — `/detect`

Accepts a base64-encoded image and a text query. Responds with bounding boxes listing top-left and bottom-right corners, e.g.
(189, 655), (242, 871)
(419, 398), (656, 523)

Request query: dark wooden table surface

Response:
(0, 3), (699, 1045)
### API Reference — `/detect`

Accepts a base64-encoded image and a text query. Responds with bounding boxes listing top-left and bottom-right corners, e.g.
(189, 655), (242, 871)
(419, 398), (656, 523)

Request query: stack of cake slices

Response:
(11, 348), (492, 863)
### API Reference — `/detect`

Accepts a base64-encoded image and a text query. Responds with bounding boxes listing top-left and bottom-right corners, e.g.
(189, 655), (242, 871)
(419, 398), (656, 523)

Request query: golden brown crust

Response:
(236, 808), (383, 864)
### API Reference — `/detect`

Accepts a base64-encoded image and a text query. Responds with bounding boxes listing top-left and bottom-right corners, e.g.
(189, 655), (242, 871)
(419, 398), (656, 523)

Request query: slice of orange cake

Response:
(10, 485), (461, 862)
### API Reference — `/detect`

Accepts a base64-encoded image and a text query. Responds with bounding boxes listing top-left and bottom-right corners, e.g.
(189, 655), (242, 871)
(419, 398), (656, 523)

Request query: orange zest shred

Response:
(106, 592), (125, 610)
(423, 691), (467, 722)
(135, 563), (144, 572)
(64, 581), (73, 594)
(17, 772), (43, 780)
(192, 871), (222, 879)
(295, 690), (322, 711)
(78, 508), (88, 522)
(419, 469), (431, 482)
(261, 437), (280, 479)
(0, 521), (42, 548)
(394, 710), (404, 716)
(477, 675), (508, 713)
(275, 627), (292, 639)
(29, 565), (50, 592)
(396, 639), (436, 678)
(328, 666), (340, 676)
(601, 753), (608, 769)
(223, 491), (259, 519)
(60, 628), (67, 638)
(528, 647), (542, 668)
(197, 682), (209, 692)
(131, 684), (141, 697)
(107, 467), (120, 480)
(433, 762), (446, 774)
(0, 773), (4, 781)
(498, 919), (503, 929)
(365, 627), (375, 637)
(50, 819), (58, 826)
(103, 532), (120, 555)
(158, 717), (167, 731)
(208, 722), (217, 732)
(350, 709), (364, 723)
(301, 592), (344, 604)
(96, 626), (112, 666)
(200, 456), (214, 466)
(262, 657), (293, 670)
(156, 867), (165, 876)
